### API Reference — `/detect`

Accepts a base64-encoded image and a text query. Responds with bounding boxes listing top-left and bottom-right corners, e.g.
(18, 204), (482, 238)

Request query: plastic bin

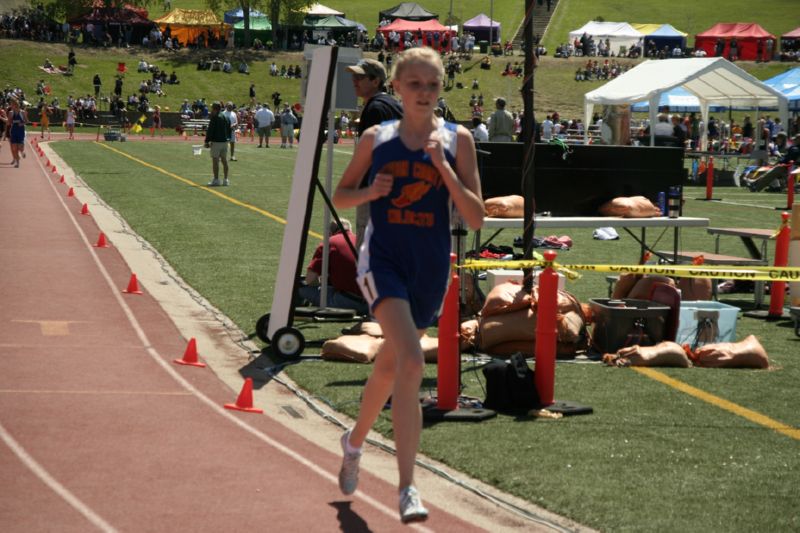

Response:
(479, 40), (489, 53)
(589, 298), (670, 353)
(676, 301), (739, 348)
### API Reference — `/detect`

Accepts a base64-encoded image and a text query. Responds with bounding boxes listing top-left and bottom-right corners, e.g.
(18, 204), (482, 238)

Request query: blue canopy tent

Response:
(646, 24), (687, 51)
(463, 13), (500, 43)
(763, 67), (800, 111)
(224, 7), (266, 24)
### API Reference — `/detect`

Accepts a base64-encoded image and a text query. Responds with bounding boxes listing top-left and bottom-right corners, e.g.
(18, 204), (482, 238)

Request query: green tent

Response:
(303, 15), (357, 30)
(233, 16), (272, 46)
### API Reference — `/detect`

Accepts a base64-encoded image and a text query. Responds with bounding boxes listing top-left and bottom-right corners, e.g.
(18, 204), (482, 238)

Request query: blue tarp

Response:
(631, 87), (725, 113)
(646, 24), (686, 51)
(763, 67), (800, 111)
(224, 8), (266, 24)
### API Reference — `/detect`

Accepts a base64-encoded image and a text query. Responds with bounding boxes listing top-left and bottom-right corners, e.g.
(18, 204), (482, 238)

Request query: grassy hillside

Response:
(545, 0), (799, 50)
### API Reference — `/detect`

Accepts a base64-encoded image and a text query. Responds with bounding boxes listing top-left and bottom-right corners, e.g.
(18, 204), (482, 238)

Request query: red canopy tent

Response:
(781, 27), (800, 53)
(379, 18), (452, 51)
(694, 23), (776, 61)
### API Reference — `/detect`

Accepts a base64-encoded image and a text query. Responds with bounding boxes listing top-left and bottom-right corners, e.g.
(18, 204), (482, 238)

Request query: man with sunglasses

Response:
(345, 58), (403, 250)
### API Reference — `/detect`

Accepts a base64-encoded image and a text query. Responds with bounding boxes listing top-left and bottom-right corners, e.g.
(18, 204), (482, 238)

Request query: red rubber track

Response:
(0, 139), (485, 532)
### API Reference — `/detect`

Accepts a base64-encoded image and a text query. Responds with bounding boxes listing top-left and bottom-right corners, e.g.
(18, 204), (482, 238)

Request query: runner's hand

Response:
(369, 172), (393, 200)
(424, 132), (446, 167)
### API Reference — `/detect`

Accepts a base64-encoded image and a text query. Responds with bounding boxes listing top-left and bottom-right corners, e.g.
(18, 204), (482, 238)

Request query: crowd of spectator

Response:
(574, 59), (631, 81)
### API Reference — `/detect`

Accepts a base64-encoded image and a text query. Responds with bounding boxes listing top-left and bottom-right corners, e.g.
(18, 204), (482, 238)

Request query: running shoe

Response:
(230, 156), (237, 161)
(338, 430), (361, 495)
(207, 179), (221, 187)
(223, 179), (230, 186)
(398, 486), (429, 523)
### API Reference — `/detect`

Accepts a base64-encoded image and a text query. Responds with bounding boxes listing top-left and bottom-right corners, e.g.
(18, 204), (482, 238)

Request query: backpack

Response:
(482, 352), (539, 413)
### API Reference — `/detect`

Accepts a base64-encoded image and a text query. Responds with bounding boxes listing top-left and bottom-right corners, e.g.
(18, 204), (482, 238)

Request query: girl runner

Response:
(8, 99), (27, 167)
(332, 47), (484, 524)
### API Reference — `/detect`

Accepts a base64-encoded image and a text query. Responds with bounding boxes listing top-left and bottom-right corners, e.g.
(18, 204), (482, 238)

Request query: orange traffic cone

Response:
(123, 273), (143, 294)
(59, 174), (65, 183)
(80, 203), (90, 215)
(51, 166), (57, 174)
(67, 187), (75, 197)
(94, 232), (110, 248)
(173, 338), (206, 367)
(224, 378), (263, 413)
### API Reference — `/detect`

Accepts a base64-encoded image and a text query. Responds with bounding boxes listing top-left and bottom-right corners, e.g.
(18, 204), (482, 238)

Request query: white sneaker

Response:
(399, 486), (429, 523)
(207, 179), (221, 187)
(338, 430), (361, 495)
(223, 179), (230, 186)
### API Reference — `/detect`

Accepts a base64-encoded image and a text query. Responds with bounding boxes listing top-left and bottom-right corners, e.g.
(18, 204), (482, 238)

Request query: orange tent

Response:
(154, 9), (229, 47)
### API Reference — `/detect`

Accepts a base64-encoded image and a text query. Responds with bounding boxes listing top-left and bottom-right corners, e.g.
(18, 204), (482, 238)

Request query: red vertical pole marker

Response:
(705, 155), (715, 201)
(534, 251), (558, 407)
(436, 253), (460, 411)
(769, 212), (791, 318)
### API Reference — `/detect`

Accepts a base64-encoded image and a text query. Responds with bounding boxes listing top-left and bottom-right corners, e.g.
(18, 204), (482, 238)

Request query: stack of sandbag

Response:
(321, 321), (440, 364)
(485, 195), (524, 218)
(599, 196), (662, 218)
(612, 273), (711, 301)
(459, 281), (589, 358)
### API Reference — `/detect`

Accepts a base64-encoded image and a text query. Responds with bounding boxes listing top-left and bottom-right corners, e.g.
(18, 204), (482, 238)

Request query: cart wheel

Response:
(255, 314), (271, 344)
(272, 327), (305, 360)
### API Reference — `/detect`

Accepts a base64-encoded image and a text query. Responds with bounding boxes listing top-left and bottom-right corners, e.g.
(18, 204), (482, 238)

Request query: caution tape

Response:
(461, 259), (800, 282)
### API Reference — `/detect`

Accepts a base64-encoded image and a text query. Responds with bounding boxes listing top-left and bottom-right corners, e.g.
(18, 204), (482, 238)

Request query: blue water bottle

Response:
(658, 191), (667, 216)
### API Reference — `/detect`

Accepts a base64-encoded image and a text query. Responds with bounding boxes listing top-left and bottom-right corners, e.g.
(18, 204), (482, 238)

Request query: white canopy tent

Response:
(569, 21), (643, 54)
(584, 57), (790, 150)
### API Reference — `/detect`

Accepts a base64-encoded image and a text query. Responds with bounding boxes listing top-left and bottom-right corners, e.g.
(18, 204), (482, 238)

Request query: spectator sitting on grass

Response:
(222, 60), (232, 73)
(138, 58), (148, 72)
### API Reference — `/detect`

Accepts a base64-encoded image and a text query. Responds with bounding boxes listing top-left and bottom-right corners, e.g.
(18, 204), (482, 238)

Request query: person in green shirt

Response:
(204, 101), (231, 186)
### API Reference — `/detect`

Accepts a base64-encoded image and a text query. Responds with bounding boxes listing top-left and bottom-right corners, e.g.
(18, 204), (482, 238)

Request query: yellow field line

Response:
(94, 141), (323, 240)
(633, 367), (800, 441)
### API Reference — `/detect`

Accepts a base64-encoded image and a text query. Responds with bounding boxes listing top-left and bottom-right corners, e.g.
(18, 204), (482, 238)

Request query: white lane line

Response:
(33, 144), (431, 531)
(0, 420), (118, 532)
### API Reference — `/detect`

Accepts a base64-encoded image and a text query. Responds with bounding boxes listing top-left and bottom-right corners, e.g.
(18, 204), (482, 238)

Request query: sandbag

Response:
(460, 319), (479, 350)
(599, 196), (662, 218)
(603, 341), (691, 367)
(612, 273), (641, 300)
(485, 195), (524, 218)
(420, 334), (439, 363)
(627, 276), (675, 300)
(479, 308), (537, 350)
(678, 277), (712, 301)
(482, 281), (532, 318)
(341, 321), (383, 337)
(321, 334), (383, 364)
(691, 335), (769, 369)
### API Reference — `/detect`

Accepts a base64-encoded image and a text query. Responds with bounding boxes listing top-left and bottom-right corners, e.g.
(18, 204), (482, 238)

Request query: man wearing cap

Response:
(204, 102), (231, 186)
(345, 57), (403, 250)
(487, 97), (514, 142)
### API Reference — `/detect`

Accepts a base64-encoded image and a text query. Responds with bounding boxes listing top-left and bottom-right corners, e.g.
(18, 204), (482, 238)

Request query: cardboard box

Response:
(487, 269), (566, 291)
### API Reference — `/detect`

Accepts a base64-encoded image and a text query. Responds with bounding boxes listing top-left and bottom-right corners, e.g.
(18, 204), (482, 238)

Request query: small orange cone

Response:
(224, 378), (262, 413)
(59, 174), (65, 183)
(67, 187), (75, 197)
(80, 203), (90, 215)
(94, 232), (110, 248)
(174, 338), (206, 367)
(51, 166), (57, 174)
(123, 273), (143, 294)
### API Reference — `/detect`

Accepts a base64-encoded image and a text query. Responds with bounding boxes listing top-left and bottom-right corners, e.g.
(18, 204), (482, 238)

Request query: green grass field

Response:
(49, 137), (800, 531)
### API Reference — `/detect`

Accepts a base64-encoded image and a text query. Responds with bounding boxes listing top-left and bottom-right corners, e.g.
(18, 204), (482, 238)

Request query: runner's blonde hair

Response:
(390, 47), (444, 82)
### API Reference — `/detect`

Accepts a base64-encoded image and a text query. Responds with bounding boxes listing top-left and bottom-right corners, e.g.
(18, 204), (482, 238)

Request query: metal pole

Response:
(489, 0), (494, 44)
(522, 0), (536, 292)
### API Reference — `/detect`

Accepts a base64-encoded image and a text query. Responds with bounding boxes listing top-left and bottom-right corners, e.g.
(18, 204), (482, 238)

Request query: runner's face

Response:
(393, 62), (441, 115)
